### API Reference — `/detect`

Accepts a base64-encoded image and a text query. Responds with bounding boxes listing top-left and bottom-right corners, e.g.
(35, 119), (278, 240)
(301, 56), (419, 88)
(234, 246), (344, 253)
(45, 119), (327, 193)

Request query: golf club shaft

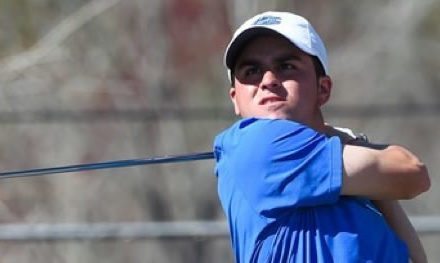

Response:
(0, 151), (215, 179)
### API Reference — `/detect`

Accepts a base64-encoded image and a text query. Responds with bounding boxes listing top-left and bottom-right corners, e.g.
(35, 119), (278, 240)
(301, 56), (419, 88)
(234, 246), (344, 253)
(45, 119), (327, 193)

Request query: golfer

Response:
(213, 11), (430, 262)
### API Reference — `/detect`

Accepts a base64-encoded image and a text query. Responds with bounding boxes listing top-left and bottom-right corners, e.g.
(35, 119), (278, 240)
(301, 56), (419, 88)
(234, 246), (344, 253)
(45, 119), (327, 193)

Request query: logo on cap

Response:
(252, 16), (281, 26)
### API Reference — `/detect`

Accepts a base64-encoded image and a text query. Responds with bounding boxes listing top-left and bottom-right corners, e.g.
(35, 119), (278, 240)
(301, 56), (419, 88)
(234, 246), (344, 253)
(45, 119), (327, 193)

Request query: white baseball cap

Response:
(224, 11), (329, 82)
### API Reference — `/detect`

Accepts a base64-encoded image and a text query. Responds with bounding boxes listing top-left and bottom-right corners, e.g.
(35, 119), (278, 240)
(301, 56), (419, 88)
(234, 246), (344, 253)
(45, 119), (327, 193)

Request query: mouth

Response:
(259, 96), (285, 105)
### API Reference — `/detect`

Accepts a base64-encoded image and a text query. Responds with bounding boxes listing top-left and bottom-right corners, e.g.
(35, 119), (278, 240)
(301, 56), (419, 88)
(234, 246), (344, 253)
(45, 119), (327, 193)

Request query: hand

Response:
(324, 124), (378, 148)
(323, 124), (358, 144)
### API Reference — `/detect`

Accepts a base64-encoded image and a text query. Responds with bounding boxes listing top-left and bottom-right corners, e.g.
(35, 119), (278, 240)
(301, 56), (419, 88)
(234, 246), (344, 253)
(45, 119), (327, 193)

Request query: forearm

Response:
(373, 200), (427, 263)
(323, 125), (430, 199)
(341, 144), (430, 199)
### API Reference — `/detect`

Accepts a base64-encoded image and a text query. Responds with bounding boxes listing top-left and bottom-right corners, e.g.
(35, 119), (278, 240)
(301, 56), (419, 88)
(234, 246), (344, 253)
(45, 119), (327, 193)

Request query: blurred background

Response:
(0, 0), (439, 262)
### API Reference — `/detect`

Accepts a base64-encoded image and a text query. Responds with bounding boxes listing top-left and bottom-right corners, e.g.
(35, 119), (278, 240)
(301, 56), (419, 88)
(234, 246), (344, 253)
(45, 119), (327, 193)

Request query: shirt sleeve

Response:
(214, 118), (343, 218)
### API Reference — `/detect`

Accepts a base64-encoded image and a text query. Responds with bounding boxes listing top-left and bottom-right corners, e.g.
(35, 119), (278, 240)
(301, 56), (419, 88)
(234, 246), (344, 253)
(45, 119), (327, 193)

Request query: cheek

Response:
(286, 81), (319, 105)
(231, 86), (256, 115)
(235, 93), (252, 113)
(235, 86), (255, 102)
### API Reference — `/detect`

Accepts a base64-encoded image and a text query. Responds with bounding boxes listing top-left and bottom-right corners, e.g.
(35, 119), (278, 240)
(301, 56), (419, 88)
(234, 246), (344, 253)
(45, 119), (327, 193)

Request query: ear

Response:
(229, 88), (241, 115)
(317, 76), (332, 106)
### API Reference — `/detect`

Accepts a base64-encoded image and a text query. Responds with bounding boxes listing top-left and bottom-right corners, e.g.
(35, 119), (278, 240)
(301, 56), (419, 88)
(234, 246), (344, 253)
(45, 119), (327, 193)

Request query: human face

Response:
(230, 34), (331, 129)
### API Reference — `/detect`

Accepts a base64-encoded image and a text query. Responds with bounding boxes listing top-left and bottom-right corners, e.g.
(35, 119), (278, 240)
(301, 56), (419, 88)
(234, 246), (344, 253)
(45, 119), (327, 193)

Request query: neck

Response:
(308, 111), (327, 133)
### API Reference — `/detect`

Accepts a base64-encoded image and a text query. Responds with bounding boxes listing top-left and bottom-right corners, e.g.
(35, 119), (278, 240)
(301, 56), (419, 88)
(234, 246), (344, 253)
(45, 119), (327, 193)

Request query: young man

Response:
(213, 11), (430, 262)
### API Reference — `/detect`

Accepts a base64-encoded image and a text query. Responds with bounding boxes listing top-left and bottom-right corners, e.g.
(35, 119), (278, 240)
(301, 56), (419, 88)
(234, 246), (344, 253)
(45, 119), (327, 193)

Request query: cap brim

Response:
(225, 27), (286, 70)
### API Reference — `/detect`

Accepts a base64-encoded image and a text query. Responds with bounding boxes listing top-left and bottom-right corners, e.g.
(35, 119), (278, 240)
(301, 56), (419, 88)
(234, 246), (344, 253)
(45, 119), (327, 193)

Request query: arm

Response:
(373, 200), (427, 263)
(324, 125), (430, 200)
(341, 143), (430, 200)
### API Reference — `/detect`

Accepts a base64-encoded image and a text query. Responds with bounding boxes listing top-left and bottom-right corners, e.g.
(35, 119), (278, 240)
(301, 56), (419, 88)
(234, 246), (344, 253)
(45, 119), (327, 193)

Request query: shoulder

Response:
(214, 118), (315, 146)
(213, 118), (331, 160)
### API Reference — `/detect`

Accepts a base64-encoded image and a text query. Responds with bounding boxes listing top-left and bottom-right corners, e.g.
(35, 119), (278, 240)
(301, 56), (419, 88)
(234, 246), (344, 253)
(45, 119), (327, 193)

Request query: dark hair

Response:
(230, 73), (236, 86)
(311, 56), (326, 78)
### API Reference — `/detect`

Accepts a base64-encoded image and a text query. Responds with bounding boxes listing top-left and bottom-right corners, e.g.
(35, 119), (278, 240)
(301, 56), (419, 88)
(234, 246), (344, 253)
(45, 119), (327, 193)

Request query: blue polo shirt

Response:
(213, 118), (408, 263)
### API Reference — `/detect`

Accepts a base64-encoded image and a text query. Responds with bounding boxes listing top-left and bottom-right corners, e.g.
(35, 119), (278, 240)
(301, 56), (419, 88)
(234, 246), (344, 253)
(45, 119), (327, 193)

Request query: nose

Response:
(260, 70), (281, 90)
